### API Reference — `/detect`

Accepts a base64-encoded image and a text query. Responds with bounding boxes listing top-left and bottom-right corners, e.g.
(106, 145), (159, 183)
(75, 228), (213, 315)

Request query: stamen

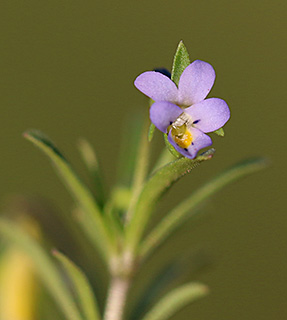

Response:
(169, 122), (193, 149)
(168, 112), (194, 149)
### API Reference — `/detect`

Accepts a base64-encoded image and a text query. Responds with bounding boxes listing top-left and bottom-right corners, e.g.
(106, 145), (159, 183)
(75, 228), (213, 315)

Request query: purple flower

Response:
(134, 60), (230, 159)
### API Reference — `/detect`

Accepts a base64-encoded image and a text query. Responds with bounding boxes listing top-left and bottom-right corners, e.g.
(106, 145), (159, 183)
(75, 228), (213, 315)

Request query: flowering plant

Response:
(0, 41), (266, 320)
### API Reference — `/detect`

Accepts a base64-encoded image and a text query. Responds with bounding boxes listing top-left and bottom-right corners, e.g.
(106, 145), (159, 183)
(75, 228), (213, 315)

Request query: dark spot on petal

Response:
(192, 142), (194, 145)
(154, 68), (171, 79)
(170, 121), (173, 125)
(193, 119), (200, 124)
(184, 148), (188, 151)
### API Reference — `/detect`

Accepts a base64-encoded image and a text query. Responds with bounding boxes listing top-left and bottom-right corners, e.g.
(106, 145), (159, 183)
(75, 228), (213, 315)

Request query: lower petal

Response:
(168, 127), (212, 159)
(150, 102), (183, 133)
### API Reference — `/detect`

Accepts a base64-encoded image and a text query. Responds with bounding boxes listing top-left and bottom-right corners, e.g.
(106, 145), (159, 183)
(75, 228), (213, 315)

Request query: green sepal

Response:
(163, 134), (182, 159)
(53, 250), (101, 320)
(149, 98), (155, 107)
(148, 123), (156, 142)
(171, 41), (191, 86)
(148, 97), (156, 142)
(141, 282), (209, 320)
(213, 127), (225, 137)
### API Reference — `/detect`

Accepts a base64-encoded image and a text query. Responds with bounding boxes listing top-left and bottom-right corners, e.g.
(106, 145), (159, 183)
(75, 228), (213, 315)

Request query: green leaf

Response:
(53, 250), (101, 320)
(171, 41), (191, 86)
(116, 115), (144, 186)
(130, 259), (184, 320)
(111, 186), (132, 212)
(213, 127), (225, 137)
(125, 119), (151, 223)
(23, 130), (116, 263)
(140, 157), (268, 260)
(125, 149), (215, 253)
(141, 282), (208, 320)
(77, 138), (106, 208)
(103, 187), (130, 237)
(0, 218), (84, 320)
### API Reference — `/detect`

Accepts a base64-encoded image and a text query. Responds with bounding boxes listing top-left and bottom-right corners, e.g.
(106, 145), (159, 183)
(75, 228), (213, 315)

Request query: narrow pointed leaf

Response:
(0, 219), (84, 320)
(131, 251), (210, 320)
(125, 118), (150, 223)
(53, 250), (101, 320)
(130, 260), (182, 320)
(125, 149), (215, 253)
(171, 41), (191, 86)
(116, 115), (144, 186)
(141, 282), (208, 320)
(140, 157), (268, 260)
(23, 130), (115, 263)
(78, 138), (106, 208)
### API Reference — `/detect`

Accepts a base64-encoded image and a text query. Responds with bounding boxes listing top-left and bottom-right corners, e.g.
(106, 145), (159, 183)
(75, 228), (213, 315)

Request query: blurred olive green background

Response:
(0, 0), (286, 319)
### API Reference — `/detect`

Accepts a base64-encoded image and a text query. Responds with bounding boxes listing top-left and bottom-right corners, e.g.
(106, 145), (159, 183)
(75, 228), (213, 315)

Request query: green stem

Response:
(103, 276), (131, 320)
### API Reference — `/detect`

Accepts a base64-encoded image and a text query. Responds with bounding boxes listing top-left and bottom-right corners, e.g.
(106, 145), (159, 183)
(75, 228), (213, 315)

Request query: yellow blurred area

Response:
(0, 247), (37, 320)
(0, 217), (40, 320)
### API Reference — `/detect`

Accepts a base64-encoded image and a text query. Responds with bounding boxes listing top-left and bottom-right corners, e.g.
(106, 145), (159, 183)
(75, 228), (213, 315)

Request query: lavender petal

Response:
(185, 98), (230, 133)
(150, 102), (182, 133)
(134, 71), (178, 103)
(178, 60), (216, 106)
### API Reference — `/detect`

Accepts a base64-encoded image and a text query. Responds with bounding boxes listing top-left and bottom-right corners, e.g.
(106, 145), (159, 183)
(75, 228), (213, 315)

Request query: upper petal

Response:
(185, 98), (230, 133)
(150, 101), (182, 133)
(134, 71), (178, 103)
(167, 127), (212, 159)
(178, 60), (216, 106)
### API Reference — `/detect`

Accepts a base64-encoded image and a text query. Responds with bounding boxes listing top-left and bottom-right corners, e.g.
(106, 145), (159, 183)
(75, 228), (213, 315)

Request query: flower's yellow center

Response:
(168, 122), (193, 149)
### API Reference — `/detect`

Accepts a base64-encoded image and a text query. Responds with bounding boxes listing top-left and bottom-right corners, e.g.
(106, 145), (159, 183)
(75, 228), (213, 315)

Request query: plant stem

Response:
(103, 276), (130, 320)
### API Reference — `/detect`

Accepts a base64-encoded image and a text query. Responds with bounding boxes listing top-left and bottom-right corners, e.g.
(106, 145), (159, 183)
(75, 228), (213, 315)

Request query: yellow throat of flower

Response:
(168, 123), (193, 149)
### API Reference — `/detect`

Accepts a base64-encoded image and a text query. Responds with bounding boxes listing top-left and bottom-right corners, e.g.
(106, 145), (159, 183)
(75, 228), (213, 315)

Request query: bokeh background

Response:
(0, 0), (286, 319)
